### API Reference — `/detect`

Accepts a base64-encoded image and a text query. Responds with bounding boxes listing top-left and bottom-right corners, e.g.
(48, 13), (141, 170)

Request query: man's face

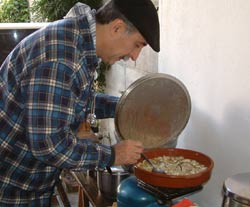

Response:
(97, 19), (147, 65)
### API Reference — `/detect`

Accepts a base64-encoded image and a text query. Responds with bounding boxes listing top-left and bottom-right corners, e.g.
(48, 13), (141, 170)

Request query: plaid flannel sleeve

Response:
(25, 61), (112, 170)
(93, 93), (119, 119)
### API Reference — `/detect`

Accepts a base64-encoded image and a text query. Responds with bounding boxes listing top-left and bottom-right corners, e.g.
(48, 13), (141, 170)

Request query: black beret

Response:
(114, 0), (160, 52)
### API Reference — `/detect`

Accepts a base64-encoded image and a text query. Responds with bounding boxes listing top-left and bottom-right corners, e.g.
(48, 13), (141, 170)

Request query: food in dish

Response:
(137, 155), (207, 176)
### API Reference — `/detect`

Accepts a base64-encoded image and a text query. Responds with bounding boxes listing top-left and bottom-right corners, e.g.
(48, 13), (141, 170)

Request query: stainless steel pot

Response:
(114, 73), (191, 149)
(97, 166), (130, 200)
(222, 172), (250, 207)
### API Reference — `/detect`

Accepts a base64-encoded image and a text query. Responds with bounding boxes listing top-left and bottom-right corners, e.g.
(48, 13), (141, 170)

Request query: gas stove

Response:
(117, 176), (203, 207)
(137, 179), (203, 206)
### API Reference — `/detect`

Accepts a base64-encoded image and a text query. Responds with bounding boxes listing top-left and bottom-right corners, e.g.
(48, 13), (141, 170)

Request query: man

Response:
(0, 0), (160, 205)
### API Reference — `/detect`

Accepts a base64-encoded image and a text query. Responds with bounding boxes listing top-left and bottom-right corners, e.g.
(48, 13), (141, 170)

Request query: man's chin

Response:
(108, 60), (118, 65)
(100, 58), (114, 65)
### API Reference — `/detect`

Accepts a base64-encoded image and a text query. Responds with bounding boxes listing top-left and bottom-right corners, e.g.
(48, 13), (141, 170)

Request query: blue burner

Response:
(117, 176), (164, 207)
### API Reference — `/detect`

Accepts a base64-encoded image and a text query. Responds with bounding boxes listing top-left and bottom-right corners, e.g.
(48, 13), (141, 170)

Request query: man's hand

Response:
(113, 140), (144, 165)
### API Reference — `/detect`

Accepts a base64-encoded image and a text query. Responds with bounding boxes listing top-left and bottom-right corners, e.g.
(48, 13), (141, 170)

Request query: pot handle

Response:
(106, 166), (112, 175)
(121, 164), (134, 174)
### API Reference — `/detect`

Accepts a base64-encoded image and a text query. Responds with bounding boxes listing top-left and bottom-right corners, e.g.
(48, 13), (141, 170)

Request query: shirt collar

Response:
(65, 3), (101, 75)
(65, 3), (97, 49)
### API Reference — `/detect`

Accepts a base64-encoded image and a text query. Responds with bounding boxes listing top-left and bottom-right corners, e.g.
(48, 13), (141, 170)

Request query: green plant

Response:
(0, 0), (30, 22)
(95, 61), (111, 92)
(31, 0), (103, 22)
(31, 0), (110, 91)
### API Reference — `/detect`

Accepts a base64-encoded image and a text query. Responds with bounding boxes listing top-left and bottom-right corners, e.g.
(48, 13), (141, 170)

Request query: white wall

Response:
(159, 0), (250, 206)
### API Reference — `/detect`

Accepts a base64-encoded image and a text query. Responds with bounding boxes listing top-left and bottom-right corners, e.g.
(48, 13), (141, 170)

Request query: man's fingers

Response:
(113, 139), (144, 165)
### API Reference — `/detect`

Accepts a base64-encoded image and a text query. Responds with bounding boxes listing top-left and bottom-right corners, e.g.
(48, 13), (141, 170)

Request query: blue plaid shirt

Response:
(0, 4), (118, 206)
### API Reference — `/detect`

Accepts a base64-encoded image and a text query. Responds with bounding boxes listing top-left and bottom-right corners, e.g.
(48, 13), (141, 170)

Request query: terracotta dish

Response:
(134, 148), (214, 188)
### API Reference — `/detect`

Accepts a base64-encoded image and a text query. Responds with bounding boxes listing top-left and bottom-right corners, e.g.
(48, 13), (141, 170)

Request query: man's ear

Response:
(109, 19), (126, 38)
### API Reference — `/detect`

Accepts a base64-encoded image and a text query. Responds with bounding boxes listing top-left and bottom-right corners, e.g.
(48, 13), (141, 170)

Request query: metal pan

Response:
(134, 148), (214, 188)
(115, 73), (191, 149)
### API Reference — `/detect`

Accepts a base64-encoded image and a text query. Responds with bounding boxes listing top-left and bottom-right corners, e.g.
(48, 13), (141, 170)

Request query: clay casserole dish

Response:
(134, 148), (214, 188)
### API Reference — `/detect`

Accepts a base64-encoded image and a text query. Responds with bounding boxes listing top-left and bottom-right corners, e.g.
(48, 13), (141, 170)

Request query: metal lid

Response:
(115, 73), (191, 149)
(223, 172), (250, 205)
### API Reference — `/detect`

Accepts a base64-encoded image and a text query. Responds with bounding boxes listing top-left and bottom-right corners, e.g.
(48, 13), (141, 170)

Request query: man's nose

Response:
(130, 48), (142, 61)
